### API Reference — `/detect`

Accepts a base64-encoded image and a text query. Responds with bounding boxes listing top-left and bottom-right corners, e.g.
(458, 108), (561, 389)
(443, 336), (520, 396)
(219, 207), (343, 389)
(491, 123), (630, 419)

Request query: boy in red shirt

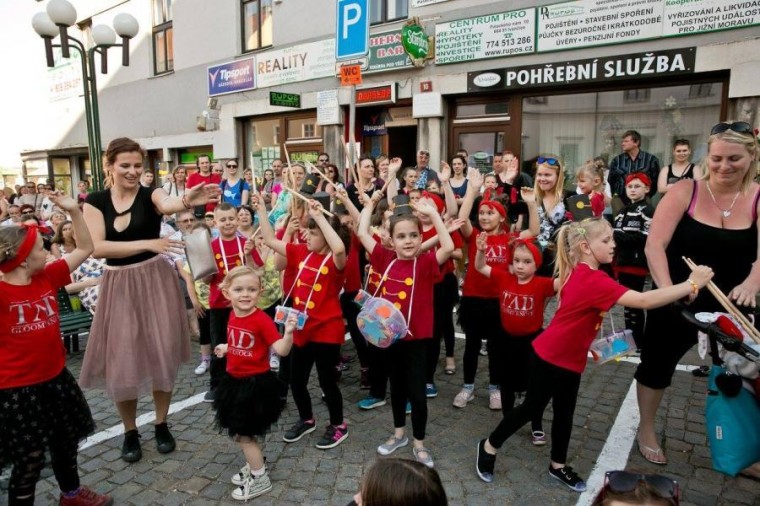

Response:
(187, 154), (222, 216)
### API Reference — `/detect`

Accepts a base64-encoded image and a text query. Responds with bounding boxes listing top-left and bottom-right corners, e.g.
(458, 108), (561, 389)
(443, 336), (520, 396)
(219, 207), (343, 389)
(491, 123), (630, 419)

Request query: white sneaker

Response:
(489, 390), (502, 411)
(269, 352), (280, 371)
(231, 473), (272, 501)
(231, 463), (250, 486)
(453, 388), (475, 408)
(194, 360), (209, 375)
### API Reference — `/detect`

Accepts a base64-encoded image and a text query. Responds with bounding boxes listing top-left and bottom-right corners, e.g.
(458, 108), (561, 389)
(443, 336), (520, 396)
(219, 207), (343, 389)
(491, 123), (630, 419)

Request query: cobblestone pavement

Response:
(3, 318), (760, 505)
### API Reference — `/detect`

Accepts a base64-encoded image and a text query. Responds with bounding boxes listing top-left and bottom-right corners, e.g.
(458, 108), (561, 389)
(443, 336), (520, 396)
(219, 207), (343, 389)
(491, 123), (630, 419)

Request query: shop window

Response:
(521, 82), (723, 181)
(525, 97), (548, 106)
(370, 0), (408, 25)
(457, 132), (504, 173)
(52, 158), (72, 195)
(623, 89), (650, 103)
(689, 83), (714, 99)
(287, 117), (321, 140)
(153, 0), (173, 74)
(242, 0), (273, 52)
(456, 103), (509, 119)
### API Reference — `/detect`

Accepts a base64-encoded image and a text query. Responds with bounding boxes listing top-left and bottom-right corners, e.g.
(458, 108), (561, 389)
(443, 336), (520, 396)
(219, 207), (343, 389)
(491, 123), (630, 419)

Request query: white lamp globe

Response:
(32, 12), (59, 38)
(92, 24), (117, 45)
(113, 13), (139, 38)
(46, 0), (77, 26)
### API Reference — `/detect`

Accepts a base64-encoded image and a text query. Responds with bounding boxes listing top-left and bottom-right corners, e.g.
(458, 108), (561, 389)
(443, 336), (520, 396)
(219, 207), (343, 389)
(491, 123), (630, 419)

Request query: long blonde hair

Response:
(554, 218), (612, 289)
(699, 128), (759, 193)
(534, 154), (565, 204)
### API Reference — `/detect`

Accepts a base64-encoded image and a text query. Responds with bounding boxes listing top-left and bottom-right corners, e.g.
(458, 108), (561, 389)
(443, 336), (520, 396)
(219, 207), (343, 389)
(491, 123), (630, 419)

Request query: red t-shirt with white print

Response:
(0, 259), (71, 388)
(490, 269), (555, 336)
(225, 309), (281, 378)
(461, 228), (516, 298)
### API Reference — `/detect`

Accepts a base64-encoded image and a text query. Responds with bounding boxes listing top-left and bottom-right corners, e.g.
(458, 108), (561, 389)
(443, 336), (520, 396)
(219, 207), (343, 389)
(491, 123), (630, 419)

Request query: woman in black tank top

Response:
(656, 139), (700, 195)
(635, 123), (760, 465)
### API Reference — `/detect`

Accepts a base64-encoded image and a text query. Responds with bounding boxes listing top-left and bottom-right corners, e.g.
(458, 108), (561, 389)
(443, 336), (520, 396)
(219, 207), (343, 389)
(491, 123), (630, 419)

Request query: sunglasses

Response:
(226, 164), (238, 168)
(710, 121), (753, 136)
(537, 156), (560, 166)
(604, 471), (679, 503)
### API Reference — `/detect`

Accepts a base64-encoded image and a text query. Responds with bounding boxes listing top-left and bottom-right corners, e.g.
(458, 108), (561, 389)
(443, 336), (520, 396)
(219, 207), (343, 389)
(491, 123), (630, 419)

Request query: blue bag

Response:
(705, 365), (760, 476)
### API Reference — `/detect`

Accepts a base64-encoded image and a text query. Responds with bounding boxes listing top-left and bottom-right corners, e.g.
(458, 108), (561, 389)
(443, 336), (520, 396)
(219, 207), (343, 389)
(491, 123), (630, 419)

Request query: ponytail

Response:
(553, 218), (612, 297)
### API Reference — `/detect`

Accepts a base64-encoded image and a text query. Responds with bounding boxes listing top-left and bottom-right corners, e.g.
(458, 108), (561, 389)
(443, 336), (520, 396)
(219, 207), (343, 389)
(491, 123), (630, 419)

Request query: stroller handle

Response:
(675, 303), (760, 361)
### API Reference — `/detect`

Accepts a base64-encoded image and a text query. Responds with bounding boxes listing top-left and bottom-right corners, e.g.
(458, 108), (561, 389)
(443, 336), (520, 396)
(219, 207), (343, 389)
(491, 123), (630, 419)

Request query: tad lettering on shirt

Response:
(228, 327), (255, 358)
(10, 294), (59, 334)
(501, 290), (535, 318)
(485, 244), (509, 264)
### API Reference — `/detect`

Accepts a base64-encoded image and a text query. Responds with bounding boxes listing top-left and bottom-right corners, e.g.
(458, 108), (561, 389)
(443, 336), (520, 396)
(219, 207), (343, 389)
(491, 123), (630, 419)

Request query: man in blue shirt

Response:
(414, 149), (440, 189)
(607, 130), (660, 205)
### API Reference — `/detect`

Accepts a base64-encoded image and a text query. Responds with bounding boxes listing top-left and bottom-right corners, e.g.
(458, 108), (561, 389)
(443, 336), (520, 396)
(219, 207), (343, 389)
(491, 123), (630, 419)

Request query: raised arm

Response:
(48, 192), (93, 271)
(474, 232), (491, 278)
(458, 169), (484, 239)
(335, 186), (361, 226)
(519, 187), (540, 238)
(416, 201), (454, 264)
(385, 157), (402, 205)
(152, 183), (220, 215)
(308, 199), (347, 270)
(618, 264), (713, 309)
(439, 162), (458, 219)
(357, 192), (380, 254)
(251, 194), (287, 256)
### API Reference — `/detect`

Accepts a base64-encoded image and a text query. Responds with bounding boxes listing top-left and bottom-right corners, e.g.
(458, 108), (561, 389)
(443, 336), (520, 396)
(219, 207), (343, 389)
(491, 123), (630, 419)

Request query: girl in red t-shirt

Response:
(213, 266), (295, 501)
(357, 193), (454, 469)
(0, 194), (113, 505)
(255, 196), (351, 450)
(475, 218), (714, 492)
(454, 170), (539, 411)
(474, 235), (557, 445)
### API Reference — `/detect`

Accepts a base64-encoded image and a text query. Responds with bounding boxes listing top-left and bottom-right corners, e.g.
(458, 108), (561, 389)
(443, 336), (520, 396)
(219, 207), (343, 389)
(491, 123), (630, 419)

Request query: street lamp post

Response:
(32, 0), (139, 191)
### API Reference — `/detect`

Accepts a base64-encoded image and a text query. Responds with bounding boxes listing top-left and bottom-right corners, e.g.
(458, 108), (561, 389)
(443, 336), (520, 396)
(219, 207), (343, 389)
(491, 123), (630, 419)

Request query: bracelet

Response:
(181, 194), (192, 210)
(687, 279), (699, 295)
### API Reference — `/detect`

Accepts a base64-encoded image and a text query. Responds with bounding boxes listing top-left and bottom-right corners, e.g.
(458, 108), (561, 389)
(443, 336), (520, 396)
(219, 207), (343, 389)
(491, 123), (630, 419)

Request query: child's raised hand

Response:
(439, 162), (451, 183)
(520, 187), (536, 203)
(388, 157), (403, 174)
(284, 313), (298, 334)
(251, 194), (266, 211)
(467, 168), (484, 189)
(688, 265), (714, 289)
(475, 231), (488, 252)
(335, 186), (350, 202)
(214, 344), (228, 358)
(445, 217), (466, 233)
(307, 199), (324, 218)
(244, 238), (255, 254)
(48, 191), (78, 212)
(414, 200), (436, 217)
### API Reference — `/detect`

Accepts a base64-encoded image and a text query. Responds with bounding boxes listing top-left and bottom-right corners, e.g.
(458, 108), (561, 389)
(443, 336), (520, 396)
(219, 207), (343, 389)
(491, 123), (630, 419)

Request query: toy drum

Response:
(590, 329), (636, 364)
(356, 296), (408, 349)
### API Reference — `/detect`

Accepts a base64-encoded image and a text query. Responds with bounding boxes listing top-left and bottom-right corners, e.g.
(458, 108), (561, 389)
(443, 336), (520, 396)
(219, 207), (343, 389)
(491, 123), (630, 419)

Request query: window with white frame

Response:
(153, 0), (173, 74)
(242, 0), (273, 52)
(370, 0), (408, 24)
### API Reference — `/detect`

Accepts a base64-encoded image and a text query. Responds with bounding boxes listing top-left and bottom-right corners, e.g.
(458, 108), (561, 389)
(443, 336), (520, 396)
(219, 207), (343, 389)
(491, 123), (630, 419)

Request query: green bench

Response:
(57, 288), (93, 354)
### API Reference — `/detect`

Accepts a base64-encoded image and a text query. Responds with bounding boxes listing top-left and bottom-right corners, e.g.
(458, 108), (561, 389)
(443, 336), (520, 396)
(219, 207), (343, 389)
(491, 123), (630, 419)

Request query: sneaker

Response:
(155, 422), (176, 454)
(489, 390), (502, 411)
(360, 368), (370, 390)
(413, 446), (435, 468)
(121, 430), (142, 463)
(358, 396), (386, 410)
(377, 435), (409, 456)
(548, 465), (587, 492)
(283, 419), (316, 443)
(476, 439), (496, 483)
(531, 431), (547, 446)
(269, 353), (280, 372)
(315, 424), (348, 449)
(59, 486), (113, 506)
(230, 463), (250, 486)
(453, 388), (475, 408)
(480, 340), (488, 356)
(194, 360), (209, 375)
(426, 383), (438, 398)
(203, 389), (216, 403)
(231, 473), (272, 501)
(405, 401), (412, 414)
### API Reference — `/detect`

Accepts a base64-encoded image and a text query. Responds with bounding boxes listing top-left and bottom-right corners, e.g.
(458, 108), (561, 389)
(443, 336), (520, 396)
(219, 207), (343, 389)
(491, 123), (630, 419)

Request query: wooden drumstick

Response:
(283, 187), (335, 217)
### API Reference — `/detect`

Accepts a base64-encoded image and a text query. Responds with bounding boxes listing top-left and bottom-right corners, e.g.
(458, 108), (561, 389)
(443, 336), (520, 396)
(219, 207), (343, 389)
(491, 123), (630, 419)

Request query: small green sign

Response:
(401, 22), (429, 61)
(269, 92), (301, 108)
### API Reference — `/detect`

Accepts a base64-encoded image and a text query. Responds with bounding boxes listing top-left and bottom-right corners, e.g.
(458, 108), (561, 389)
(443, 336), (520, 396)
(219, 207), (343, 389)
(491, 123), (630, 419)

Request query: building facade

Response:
(23, 0), (760, 190)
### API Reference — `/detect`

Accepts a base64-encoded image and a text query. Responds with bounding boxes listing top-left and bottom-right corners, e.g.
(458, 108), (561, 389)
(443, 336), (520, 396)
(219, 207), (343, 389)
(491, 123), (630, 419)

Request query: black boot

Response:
(155, 422), (176, 454)
(121, 429), (142, 463)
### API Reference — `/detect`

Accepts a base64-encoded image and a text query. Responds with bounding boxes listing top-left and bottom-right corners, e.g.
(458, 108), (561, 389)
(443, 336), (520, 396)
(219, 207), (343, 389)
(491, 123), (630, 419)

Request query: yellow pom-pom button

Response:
(404, 277), (413, 286)
(320, 266), (329, 275)
(398, 291), (407, 300)
(235, 260), (242, 266)
(299, 262), (304, 269)
(382, 287), (387, 295)
(215, 254), (222, 259)
(294, 297), (301, 305)
(307, 301), (315, 309)
(314, 283), (322, 292)
(393, 302), (402, 310)
(296, 279), (302, 287)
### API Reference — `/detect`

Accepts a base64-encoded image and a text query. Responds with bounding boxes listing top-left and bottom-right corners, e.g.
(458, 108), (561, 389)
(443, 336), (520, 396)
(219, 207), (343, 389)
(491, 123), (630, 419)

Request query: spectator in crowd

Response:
(607, 130), (660, 206)
(657, 139), (699, 195)
(50, 220), (77, 258)
(187, 155), (221, 217)
(163, 167), (188, 197)
(140, 170), (154, 188)
(414, 149), (440, 190)
(349, 458), (448, 506)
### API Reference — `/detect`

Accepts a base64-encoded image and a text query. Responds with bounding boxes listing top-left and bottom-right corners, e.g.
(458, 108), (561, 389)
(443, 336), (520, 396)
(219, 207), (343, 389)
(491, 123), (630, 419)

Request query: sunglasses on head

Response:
(537, 156), (560, 166)
(604, 471), (679, 504)
(710, 121), (753, 136)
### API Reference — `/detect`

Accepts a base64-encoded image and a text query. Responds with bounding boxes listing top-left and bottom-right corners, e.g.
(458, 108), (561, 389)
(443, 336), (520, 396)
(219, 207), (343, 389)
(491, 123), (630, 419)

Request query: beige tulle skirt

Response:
(79, 255), (190, 402)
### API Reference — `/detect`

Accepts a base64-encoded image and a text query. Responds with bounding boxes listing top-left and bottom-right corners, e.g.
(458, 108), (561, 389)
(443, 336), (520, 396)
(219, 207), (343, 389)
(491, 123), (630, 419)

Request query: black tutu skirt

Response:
(0, 368), (95, 470)
(213, 371), (285, 439)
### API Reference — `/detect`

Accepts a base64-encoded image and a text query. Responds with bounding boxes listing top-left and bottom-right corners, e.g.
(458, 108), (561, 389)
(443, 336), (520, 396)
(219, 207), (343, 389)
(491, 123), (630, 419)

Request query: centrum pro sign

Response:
(207, 58), (255, 97)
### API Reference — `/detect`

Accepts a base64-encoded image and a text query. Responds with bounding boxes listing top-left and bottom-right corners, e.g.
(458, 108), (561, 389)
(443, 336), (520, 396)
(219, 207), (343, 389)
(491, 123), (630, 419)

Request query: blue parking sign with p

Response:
(336, 0), (370, 60)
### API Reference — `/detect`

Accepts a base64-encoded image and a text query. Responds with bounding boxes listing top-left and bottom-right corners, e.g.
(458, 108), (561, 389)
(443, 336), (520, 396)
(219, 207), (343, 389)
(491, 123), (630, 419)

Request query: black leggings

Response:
(209, 307), (232, 390)
(197, 310), (211, 347)
(488, 351), (581, 464)
(492, 330), (544, 431)
(459, 296), (500, 385)
(426, 273), (458, 383)
(341, 291), (369, 368)
(616, 272), (646, 347)
(290, 342), (344, 426)
(9, 441), (80, 506)
(387, 340), (428, 441)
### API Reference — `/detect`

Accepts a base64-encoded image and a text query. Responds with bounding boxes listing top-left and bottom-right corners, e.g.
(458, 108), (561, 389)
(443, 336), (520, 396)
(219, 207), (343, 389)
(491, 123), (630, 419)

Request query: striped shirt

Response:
(607, 150), (660, 203)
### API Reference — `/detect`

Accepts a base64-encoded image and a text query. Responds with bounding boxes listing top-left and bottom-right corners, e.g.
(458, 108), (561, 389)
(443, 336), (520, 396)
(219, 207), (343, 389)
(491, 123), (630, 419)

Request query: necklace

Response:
(706, 181), (740, 218)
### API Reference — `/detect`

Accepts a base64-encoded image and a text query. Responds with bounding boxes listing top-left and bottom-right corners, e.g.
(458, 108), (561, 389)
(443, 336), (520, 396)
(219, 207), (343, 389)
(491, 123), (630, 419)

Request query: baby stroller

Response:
(677, 304), (760, 476)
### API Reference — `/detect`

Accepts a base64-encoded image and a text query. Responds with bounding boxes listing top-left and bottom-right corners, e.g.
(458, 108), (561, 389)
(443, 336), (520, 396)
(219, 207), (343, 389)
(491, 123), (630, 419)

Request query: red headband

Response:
(0, 225), (39, 273)
(421, 191), (445, 214)
(512, 239), (542, 268)
(625, 172), (651, 188)
(479, 200), (506, 219)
